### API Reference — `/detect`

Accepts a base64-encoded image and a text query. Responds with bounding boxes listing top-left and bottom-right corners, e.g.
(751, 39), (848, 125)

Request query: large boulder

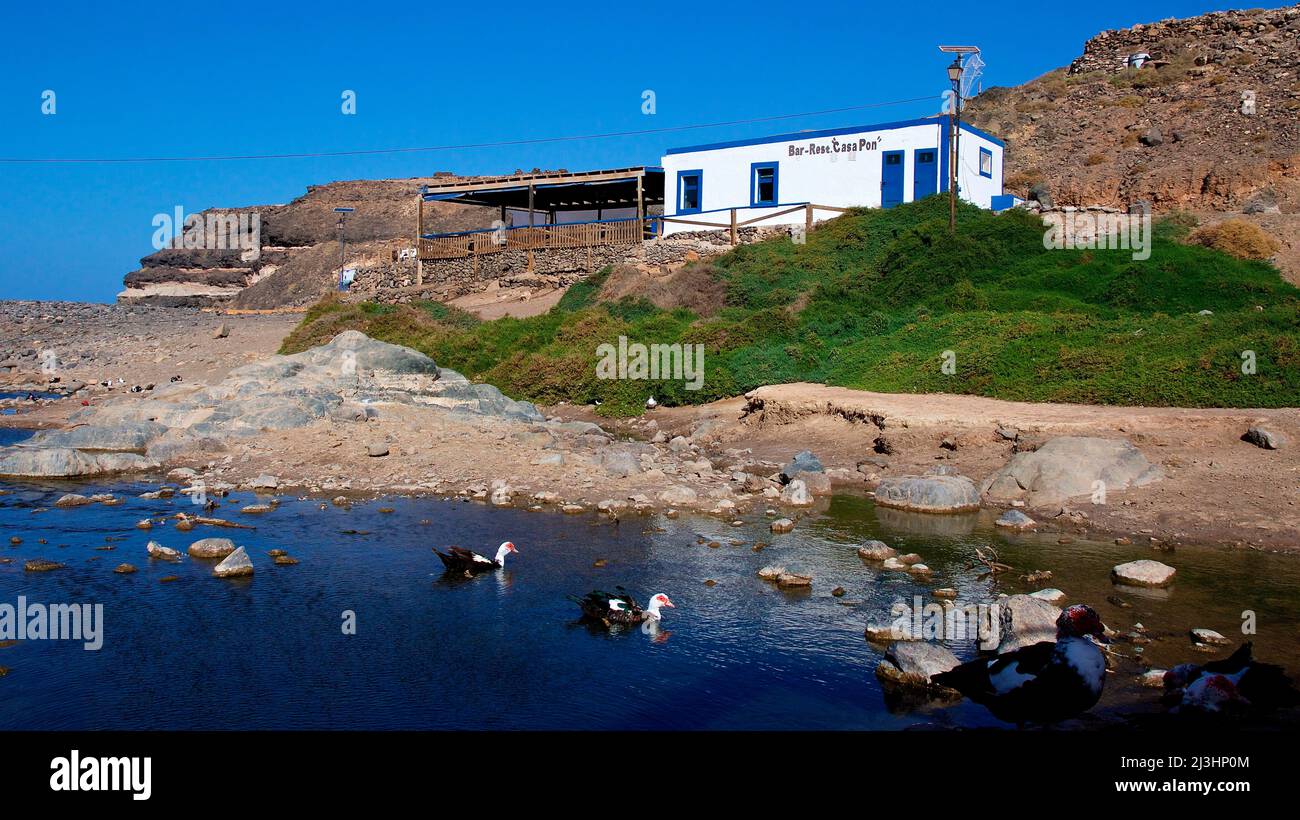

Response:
(0, 331), (543, 480)
(0, 448), (159, 478)
(981, 436), (1163, 507)
(188, 537), (237, 559)
(873, 475), (980, 514)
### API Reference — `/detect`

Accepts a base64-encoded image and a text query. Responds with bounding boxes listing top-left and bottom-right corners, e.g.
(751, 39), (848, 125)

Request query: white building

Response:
(659, 117), (1007, 236)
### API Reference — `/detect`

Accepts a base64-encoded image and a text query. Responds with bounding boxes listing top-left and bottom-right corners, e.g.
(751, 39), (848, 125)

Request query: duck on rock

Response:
(435, 542), (517, 576)
(570, 587), (675, 627)
(931, 604), (1109, 725)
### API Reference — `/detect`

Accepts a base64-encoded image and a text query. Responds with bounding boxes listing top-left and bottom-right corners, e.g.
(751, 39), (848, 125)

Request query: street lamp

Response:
(334, 207), (354, 291)
(948, 56), (964, 235)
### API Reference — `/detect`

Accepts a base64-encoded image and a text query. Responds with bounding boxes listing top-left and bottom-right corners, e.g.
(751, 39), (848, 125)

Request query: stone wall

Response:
(355, 226), (792, 304)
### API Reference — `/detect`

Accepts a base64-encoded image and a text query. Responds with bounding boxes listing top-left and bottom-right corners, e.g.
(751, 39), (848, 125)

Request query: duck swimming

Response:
(435, 541), (517, 576)
(571, 587), (674, 627)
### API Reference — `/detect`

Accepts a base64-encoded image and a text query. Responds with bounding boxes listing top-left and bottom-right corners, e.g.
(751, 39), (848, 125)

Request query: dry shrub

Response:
(1189, 220), (1281, 260)
(596, 263), (728, 317)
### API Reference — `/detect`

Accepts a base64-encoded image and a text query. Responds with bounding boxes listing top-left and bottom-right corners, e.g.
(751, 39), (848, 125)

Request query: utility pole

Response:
(334, 207), (354, 290)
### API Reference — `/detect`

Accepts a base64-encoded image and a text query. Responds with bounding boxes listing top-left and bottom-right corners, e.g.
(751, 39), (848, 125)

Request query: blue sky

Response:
(0, 0), (1254, 302)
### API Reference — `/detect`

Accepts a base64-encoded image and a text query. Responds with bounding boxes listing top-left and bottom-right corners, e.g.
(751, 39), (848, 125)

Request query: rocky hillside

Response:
(965, 3), (1300, 277)
(119, 175), (497, 309)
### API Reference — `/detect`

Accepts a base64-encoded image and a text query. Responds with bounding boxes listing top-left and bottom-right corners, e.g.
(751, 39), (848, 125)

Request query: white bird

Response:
(645, 396), (658, 409)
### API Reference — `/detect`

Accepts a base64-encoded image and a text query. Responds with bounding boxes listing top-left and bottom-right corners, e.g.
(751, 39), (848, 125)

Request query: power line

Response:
(0, 96), (938, 165)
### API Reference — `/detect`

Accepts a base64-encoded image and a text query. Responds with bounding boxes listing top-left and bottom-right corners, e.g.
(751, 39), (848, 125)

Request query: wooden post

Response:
(805, 203), (814, 237)
(730, 208), (737, 245)
(416, 195), (424, 286)
(635, 174), (644, 239)
(528, 184), (535, 228)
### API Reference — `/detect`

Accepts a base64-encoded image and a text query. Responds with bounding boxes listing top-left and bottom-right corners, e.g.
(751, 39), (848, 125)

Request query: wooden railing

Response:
(416, 204), (850, 261)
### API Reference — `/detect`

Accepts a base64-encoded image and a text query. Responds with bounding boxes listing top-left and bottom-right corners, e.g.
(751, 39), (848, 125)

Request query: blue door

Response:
(881, 150), (904, 208)
(913, 148), (938, 201)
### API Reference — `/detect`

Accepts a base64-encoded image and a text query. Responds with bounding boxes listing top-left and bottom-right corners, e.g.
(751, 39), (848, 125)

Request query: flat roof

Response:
(422, 166), (664, 211)
(665, 117), (1005, 155)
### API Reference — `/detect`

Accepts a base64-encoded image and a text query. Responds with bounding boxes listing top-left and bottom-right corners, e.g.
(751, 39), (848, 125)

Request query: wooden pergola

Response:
(416, 167), (665, 270)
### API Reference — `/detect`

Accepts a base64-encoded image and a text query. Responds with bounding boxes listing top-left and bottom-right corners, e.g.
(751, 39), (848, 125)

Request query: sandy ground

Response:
(2, 303), (1296, 552)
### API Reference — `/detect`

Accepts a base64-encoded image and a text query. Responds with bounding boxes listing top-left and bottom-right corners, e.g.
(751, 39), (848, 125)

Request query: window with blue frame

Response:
(678, 170), (702, 214)
(979, 147), (993, 178)
(750, 162), (778, 206)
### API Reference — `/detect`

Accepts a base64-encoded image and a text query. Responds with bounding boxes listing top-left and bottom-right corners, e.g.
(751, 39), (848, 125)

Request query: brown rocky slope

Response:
(965, 3), (1300, 279)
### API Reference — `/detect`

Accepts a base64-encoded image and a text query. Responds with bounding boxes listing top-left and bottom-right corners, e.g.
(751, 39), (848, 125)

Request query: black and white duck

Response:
(434, 541), (517, 576)
(931, 604), (1109, 725)
(570, 587), (675, 627)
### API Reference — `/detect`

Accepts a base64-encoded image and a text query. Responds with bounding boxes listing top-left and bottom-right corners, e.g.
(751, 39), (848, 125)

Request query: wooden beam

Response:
(416, 196), (424, 285)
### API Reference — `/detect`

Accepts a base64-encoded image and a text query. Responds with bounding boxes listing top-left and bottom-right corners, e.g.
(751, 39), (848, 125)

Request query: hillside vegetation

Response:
(282, 197), (1300, 415)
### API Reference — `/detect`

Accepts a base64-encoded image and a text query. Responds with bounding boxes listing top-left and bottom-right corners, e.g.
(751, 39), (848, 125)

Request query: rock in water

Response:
(776, 571), (812, 589)
(780, 479), (812, 506)
(147, 541), (181, 561)
(995, 509), (1036, 529)
(981, 436), (1163, 507)
(188, 537), (237, 559)
(873, 475), (980, 513)
(1190, 628), (1231, 646)
(769, 518), (795, 534)
(213, 546), (254, 578)
(114, 563), (137, 574)
(857, 540), (896, 561)
(54, 493), (91, 508)
(875, 642), (961, 691)
(996, 594), (1062, 652)
(24, 559), (65, 572)
(1111, 559), (1177, 588)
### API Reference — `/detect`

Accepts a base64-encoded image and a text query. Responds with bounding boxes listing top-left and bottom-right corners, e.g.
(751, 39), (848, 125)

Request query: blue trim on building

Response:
(749, 161), (779, 207)
(677, 169), (703, 214)
(958, 121), (1005, 147)
(990, 194), (1022, 212)
(978, 147), (994, 179)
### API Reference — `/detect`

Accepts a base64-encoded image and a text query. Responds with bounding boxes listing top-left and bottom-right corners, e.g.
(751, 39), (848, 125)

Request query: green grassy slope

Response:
(281, 197), (1300, 414)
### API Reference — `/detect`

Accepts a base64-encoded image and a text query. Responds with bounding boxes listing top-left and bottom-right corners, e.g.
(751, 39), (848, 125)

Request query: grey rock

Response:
(213, 546), (254, 578)
(980, 436), (1163, 507)
(873, 475), (980, 514)
(1111, 559), (1176, 588)
(857, 540), (897, 561)
(1242, 427), (1285, 450)
(657, 485), (698, 505)
(147, 541), (181, 561)
(997, 594), (1063, 653)
(781, 450), (823, 480)
(995, 509), (1036, 529)
(602, 449), (642, 478)
(188, 537), (236, 559)
(367, 443), (390, 457)
(780, 479), (813, 506)
(876, 642), (961, 691)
